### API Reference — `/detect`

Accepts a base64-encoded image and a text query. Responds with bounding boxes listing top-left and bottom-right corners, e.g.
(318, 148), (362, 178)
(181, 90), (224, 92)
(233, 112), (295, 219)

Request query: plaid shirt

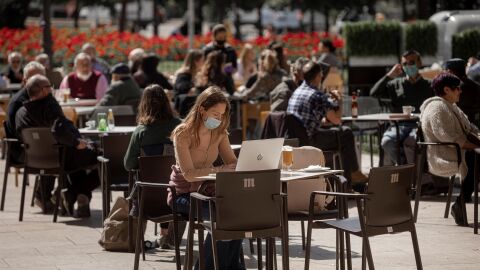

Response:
(287, 82), (337, 137)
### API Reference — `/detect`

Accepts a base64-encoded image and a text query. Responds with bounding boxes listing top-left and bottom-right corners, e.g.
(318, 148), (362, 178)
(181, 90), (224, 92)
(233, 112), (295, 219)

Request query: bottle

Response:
(107, 109), (115, 131)
(351, 90), (358, 118)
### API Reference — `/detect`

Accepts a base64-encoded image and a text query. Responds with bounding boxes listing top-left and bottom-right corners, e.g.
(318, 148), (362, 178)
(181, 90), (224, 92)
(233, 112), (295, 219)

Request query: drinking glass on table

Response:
(62, 88), (71, 103)
(282, 146), (293, 172)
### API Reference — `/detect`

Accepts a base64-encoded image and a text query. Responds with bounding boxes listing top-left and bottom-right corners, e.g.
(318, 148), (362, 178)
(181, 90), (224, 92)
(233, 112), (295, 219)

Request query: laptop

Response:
(235, 138), (285, 172)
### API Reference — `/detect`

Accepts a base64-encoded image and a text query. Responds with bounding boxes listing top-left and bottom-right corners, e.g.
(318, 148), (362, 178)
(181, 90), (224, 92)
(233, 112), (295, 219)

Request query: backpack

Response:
(98, 197), (145, 251)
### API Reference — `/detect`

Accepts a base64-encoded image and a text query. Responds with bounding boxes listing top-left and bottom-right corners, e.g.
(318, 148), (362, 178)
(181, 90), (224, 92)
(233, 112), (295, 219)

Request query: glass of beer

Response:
(282, 146), (293, 172)
(62, 88), (71, 103)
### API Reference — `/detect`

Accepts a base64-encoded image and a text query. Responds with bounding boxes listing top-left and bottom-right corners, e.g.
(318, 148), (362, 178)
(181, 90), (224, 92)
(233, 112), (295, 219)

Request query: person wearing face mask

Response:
(287, 61), (368, 184)
(203, 24), (238, 75)
(169, 86), (244, 270)
(60, 53), (109, 101)
(370, 50), (434, 165)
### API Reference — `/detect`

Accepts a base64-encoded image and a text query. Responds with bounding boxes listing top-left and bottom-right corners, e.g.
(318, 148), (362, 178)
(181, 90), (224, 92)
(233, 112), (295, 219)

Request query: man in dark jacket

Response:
(133, 54), (172, 90)
(97, 63), (142, 107)
(16, 75), (99, 217)
(203, 24), (237, 75)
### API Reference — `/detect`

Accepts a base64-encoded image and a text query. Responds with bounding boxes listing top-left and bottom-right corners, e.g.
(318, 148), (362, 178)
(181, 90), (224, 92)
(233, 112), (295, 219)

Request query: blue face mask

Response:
(204, 117), (221, 130)
(403, 64), (418, 78)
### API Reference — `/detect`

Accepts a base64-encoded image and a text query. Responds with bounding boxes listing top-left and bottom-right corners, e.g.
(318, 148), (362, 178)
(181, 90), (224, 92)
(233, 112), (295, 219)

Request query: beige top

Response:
(174, 129), (237, 189)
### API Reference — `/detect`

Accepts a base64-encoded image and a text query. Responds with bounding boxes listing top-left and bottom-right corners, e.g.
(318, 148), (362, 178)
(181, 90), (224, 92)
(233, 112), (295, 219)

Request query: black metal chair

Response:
(413, 121), (461, 223)
(133, 155), (182, 270)
(1, 121), (24, 211)
(185, 169), (288, 270)
(97, 134), (132, 221)
(306, 164), (423, 270)
(19, 128), (68, 222)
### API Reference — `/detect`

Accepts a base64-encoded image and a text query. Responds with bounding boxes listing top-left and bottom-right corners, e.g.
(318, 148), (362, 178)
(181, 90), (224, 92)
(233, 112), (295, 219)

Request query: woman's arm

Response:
(218, 134), (237, 168)
(124, 128), (142, 171)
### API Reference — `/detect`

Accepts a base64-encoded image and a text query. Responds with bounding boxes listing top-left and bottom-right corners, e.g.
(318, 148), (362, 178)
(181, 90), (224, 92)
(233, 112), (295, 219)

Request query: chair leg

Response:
(0, 164), (9, 211)
(154, 222), (158, 235)
(134, 217), (143, 270)
(444, 176), (455, 219)
(361, 239), (366, 270)
(273, 240), (277, 270)
(173, 219), (181, 270)
(339, 231), (345, 270)
(257, 238), (262, 270)
(369, 134), (374, 167)
(249, 238), (255, 254)
(239, 246), (246, 269)
(185, 221), (195, 270)
(53, 174), (64, 223)
(197, 227), (205, 270)
(475, 160), (479, 234)
(30, 176), (38, 207)
(15, 168), (19, 187)
(142, 228), (146, 261)
(301, 220), (306, 250)
(413, 172), (424, 223)
(346, 233), (352, 270)
(210, 235), (219, 270)
(304, 218), (313, 270)
(363, 236), (374, 270)
(19, 170), (28, 221)
(410, 227), (423, 270)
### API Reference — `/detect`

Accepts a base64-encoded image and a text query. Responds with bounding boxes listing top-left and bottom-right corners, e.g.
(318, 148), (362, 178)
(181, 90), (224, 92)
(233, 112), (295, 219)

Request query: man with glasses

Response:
(370, 50), (434, 165)
(15, 75), (99, 218)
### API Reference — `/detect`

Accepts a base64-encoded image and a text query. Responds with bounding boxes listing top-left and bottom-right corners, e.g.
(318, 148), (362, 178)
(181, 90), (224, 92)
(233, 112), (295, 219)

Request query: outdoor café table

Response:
(0, 83), (22, 96)
(195, 168), (344, 269)
(59, 98), (97, 107)
(73, 106), (96, 128)
(473, 148), (480, 234)
(342, 113), (419, 166)
(79, 126), (136, 136)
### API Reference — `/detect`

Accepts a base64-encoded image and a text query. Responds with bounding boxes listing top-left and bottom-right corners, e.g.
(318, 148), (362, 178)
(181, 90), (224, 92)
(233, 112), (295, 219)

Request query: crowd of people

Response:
(2, 22), (480, 269)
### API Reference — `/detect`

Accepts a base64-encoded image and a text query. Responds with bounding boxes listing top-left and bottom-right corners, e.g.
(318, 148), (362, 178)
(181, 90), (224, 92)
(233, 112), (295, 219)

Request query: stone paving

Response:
(1, 155), (479, 270)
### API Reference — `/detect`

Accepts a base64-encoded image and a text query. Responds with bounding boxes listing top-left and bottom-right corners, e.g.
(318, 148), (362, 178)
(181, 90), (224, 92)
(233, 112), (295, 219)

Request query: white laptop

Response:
(235, 138), (285, 171)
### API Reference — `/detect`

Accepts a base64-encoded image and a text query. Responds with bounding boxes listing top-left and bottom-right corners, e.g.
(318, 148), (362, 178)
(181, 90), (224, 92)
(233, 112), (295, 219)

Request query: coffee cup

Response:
(402, 106), (415, 115)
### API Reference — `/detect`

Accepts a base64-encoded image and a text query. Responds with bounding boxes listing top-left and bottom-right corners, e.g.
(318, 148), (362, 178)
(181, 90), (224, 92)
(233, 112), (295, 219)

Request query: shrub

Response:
(404, 20), (437, 56)
(344, 21), (401, 56)
(452, 28), (480, 60)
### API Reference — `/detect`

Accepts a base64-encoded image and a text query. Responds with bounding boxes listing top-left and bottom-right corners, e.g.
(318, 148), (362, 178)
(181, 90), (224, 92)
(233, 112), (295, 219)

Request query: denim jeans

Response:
(381, 122), (417, 165)
(175, 193), (245, 270)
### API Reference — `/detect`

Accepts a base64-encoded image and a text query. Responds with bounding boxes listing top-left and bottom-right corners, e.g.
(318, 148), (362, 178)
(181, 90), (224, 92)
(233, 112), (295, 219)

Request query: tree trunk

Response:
(256, 3), (263, 36)
(310, 9), (315, 33)
(233, 0), (241, 40)
(400, 0), (407, 21)
(324, 7), (330, 32)
(119, 0), (127, 32)
(42, 0), (53, 63)
(216, 0), (226, 23)
(153, 0), (159, 36)
(73, 0), (80, 29)
(196, 0), (203, 35)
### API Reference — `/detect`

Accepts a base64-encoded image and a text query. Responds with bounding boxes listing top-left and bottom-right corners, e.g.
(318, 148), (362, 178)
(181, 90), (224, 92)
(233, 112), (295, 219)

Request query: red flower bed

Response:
(0, 26), (344, 69)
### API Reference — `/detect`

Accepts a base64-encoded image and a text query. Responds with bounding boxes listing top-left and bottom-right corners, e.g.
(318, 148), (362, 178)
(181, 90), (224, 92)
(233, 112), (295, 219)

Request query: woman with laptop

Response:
(169, 86), (243, 269)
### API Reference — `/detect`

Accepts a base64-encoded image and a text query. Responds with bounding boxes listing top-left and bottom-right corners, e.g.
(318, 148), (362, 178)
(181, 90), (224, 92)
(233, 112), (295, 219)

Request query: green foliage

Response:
(405, 21), (437, 56)
(344, 21), (401, 56)
(452, 28), (480, 60)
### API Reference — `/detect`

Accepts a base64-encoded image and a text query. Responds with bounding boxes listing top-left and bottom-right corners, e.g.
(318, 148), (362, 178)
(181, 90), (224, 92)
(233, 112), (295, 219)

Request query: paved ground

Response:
(0, 154), (479, 270)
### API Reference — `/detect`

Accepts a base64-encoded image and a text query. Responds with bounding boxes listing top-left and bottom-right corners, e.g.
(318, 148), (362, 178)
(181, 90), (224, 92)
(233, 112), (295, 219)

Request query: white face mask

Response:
(76, 71), (92, 81)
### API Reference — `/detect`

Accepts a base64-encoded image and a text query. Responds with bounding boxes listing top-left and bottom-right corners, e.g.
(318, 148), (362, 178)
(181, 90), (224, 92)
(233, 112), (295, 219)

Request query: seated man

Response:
(60, 52), (109, 101)
(16, 75), (100, 217)
(270, 57), (309, 112)
(370, 50), (434, 164)
(35, 53), (64, 89)
(2, 51), (23, 84)
(287, 61), (367, 183)
(97, 63), (142, 107)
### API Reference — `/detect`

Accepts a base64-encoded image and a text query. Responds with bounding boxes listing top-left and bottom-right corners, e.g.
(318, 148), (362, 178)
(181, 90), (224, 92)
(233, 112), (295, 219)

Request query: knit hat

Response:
(444, 58), (466, 75)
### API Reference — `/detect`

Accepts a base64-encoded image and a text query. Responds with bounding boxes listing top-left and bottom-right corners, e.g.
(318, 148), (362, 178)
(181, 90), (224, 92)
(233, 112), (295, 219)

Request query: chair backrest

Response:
(90, 105), (136, 126)
(21, 128), (60, 169)
(228, 129), (243, 145)
(261, 111), (287, 139)
(62, 106), (78, 126)
(215, 169), (281, 231)
(364, 164), (415, 227)
(174, 94), (197, 118)
(284, 113), (310, 146)
(138, 155), (176, 217)
(124, 98), (140, 114)
(101, 134), (132, 186)
(141, 142), (174, 157)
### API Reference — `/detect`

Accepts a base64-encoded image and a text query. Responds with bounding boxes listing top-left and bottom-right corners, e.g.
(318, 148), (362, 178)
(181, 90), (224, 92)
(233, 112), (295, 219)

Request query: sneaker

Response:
(351, 170), (368, 184)
(75, 194), (91, 218)
(450, 202), (466, 226)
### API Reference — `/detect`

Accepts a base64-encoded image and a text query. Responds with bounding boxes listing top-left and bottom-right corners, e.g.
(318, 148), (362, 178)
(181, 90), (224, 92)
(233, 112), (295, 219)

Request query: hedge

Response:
(452, 28), (480, 60)
(344, 21), (401, 56)
(404, 21), (437, 56)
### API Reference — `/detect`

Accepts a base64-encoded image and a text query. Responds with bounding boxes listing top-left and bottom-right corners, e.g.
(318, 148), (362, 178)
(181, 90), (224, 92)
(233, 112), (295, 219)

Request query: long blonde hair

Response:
(239, 43), (255, 69)
(171, 86), (231, 147)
